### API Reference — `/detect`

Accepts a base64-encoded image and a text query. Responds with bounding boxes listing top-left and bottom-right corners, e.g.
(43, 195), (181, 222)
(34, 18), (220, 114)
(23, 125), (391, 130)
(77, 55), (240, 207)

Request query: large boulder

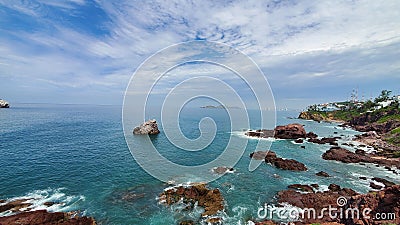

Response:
(274, 123), (306, 139)
(133, 119), (160, 135)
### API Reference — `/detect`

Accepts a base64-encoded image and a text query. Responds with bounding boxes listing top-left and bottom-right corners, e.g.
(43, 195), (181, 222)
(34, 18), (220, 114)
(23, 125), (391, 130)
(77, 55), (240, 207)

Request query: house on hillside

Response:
(375, 100), (393, 110)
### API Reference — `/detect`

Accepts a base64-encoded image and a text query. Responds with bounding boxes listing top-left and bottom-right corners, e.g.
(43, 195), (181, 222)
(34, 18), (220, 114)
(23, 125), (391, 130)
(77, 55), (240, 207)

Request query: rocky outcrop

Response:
(316, 171), (331, 177)
(298, 111), (325, 122)
(265, 151), (307, 171)
(306, 131), (318, 138)
(342, 185), (400, 225)
(0, 199), (32, 213)
(322, 147), (400, 168)
(308, 137), (339, 145)
(0, 99), (9, 108)
(133, 119), (160, 135)
(245, 129), (274, 138)
(0, 210), (96, 225)
(277, 183), (358, 224)
(212, 166), (234, 174)
(274, 123), (306, 139)
(287, 184), (314, 193)
(372, 177), (395, 188)
(344, 109), (400, 133)
(159, 183), (224, 217)
(370, 182), (384, 190)
(249, 151), (269, 160)
(354, 131), (400, 152)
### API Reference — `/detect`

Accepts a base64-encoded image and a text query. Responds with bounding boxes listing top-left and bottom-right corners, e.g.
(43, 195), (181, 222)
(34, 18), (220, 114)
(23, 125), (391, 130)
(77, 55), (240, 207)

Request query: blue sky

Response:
(1, 0), (400, 109)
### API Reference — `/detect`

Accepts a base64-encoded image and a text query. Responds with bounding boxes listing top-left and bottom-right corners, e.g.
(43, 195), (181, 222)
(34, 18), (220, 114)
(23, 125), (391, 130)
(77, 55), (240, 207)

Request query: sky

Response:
(1, 0), (400, 109)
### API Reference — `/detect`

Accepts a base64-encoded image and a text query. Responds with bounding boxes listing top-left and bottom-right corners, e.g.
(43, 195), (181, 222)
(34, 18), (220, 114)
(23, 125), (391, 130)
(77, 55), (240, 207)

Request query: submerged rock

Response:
(133, 119), (160, 135)
(316, 171), (331, 177)
(212, 166), (234, 174)
(274, 123), (306, 139)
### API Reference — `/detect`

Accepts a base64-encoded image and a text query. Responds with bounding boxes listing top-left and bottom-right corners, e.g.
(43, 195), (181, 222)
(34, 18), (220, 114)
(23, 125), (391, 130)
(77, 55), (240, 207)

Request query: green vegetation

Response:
(305, 89), (399, 122)
(385, 136), (400, 146)
(377, 114), (400, 123)
(374, 90), (392, 103)
(393, 151), (400, 158)
(391, 127), (400, 134)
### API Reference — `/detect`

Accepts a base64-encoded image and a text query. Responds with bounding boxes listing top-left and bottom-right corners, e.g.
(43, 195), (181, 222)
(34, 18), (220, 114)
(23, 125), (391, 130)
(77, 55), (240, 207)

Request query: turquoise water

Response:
(1, 104), (399, 224)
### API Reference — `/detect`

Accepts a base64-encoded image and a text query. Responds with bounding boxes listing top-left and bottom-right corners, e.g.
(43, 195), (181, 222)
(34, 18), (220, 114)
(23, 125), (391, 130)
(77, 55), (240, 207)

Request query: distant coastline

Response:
(200, 104), (241, 109)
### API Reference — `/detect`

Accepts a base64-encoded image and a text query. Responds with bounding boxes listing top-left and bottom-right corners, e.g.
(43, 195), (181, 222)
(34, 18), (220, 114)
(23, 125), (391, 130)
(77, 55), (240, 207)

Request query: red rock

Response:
(159, 184), (224, 217)
(316, 171), (331, 177)
(249, 151), (269, 160)
(288, 184), (314, 193)
(0, 210), (96, 225)
(274, 123), (306, 139)
(265, 151), (307, 171)
(342, 185), (400, 225)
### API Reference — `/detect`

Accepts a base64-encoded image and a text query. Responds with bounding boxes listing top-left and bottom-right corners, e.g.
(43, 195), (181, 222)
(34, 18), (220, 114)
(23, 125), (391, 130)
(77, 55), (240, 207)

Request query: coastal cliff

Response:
(299, 93), (400, 157)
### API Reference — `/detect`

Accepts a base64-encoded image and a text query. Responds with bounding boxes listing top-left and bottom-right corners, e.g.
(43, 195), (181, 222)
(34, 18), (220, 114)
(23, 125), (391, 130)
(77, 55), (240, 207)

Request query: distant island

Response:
(0, 99), (10, 108)
(200, 104), (241, 109)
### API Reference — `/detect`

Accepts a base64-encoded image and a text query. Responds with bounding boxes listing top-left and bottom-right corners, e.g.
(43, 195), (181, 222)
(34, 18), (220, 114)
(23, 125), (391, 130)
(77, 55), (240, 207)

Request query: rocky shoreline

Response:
(0, 198), (96, 225)
(299, 109), (400, 158)
(255, 184), (400, 225)
(244, 121), (399, 225)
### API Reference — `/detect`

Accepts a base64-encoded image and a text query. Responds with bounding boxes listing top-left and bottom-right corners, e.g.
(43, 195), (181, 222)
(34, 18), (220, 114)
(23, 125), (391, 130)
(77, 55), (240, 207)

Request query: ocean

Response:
(1, 104), (399, 224)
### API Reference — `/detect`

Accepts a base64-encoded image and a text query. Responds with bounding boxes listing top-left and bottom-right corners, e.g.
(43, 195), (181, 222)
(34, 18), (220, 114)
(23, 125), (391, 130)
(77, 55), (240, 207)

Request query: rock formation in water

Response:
(265, 151), (307, 171)
(0, 99), (10, 108)
(133, 119), (160, 135)
(274, 123), (306, 139)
